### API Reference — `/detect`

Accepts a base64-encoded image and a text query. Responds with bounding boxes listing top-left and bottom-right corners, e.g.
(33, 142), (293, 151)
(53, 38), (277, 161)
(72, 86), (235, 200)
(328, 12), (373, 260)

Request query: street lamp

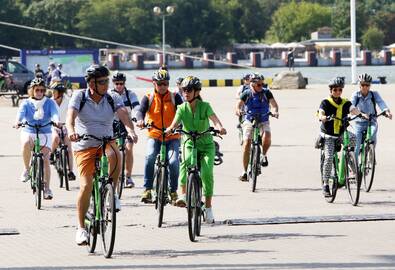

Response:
(153, 5), (175, 66)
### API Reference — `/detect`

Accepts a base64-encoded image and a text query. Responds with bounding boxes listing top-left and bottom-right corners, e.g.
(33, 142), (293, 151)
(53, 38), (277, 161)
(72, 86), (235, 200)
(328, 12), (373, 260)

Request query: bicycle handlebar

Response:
(175, 127), (222, 140)
(17, 121), (55, 129)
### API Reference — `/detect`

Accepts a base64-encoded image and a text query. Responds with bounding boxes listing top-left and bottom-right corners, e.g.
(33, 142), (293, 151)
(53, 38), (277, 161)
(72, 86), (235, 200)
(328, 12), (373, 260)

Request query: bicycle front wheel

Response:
(363, 143), (376, 192)
(157, 166), (167, 228)
(345, 152), (361, 206)
(187, 173), (201, 242)
(62, 148), (69, 191)
(35, 157), (44, 210)
(101, 183), (116, 258)
(250, 145), (260, 192)
(117, 151), (125, 199)
(85, 190), (97, 253)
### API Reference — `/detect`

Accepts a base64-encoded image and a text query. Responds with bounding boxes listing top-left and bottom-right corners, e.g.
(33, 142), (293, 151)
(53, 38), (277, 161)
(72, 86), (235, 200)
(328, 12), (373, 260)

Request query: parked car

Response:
(0, 59), (34, 94)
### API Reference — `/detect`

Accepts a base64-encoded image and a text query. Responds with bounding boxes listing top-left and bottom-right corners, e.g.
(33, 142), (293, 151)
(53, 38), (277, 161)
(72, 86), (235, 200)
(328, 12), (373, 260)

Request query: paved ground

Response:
(0, 84), (395, 269)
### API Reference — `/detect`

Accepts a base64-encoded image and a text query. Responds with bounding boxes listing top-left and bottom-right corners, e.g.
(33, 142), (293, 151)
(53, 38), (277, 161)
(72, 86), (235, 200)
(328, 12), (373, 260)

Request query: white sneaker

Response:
(20, 169), (29, 182)
(205, 207), (215, 224)
(75, 228), (88, 245)
(43, 189), (53, 200)
(115, 196), (121, 212)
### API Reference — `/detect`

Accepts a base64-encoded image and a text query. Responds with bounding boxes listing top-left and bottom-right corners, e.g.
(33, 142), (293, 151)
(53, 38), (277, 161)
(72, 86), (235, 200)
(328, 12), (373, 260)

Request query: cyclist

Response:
(350, 73), (392, 160)
(49, 82), (76, 180)
(236, 73), (251, 98)
(66, 65), (138, 245)
(235, 73), (279, 182)
(165, 76), (226, 223)
(135, 69), (183, 204)
(317, 77), (364, 197)
(15, 78), (60, 199)
(175, 77), (184, 101)
(109, 71), (140, 188)
(34, 64), (44, 78)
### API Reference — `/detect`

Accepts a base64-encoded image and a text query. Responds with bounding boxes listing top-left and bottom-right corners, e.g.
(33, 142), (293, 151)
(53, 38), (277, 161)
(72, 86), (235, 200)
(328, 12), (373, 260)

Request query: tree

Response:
(266, 1), (331, 42)
(362, 27), (384, 51)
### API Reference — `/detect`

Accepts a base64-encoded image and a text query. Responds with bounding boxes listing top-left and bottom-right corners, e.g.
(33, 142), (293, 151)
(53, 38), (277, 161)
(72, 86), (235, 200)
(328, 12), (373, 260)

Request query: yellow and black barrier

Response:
(201, 78), (273, 87)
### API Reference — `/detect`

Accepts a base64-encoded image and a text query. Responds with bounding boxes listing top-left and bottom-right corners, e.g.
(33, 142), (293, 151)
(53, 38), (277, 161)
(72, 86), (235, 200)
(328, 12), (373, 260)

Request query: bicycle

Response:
(246, 111), (273, 192)
(17, 121), (53, 209)
(82, 134), (117, 258)
(113, 120), (127, 199)
(53, 125), (71, 191)
(319, 115), (361, 206)
(358, 111), (388, 192)
(176, 127), (222, 242)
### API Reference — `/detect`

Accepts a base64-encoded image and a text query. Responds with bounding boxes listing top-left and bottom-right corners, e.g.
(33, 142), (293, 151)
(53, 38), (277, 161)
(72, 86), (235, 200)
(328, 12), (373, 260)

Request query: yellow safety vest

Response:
(326, 97), (348, 135)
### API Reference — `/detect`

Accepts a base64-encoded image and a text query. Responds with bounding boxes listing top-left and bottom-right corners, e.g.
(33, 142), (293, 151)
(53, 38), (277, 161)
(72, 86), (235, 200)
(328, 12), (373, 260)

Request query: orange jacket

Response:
(146, 90), (180, 141)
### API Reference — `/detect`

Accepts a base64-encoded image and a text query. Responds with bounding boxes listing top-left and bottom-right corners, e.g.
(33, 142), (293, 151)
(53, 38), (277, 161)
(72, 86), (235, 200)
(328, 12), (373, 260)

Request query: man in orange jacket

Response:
(136, 69), (183, 204)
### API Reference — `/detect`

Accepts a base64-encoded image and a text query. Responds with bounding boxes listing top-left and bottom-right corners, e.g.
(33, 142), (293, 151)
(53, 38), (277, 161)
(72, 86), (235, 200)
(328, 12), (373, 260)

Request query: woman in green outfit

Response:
(165, 76), (226, 223)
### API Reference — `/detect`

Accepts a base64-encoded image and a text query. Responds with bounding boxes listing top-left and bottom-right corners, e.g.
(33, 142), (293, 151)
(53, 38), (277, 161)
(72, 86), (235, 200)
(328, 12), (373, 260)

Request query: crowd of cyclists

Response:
(14, 62), (391, 246)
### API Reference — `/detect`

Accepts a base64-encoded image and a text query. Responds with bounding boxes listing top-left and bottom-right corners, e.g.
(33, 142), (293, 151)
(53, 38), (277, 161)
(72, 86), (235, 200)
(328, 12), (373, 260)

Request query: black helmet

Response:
(112, 71), (126, 82)
(243, 73), (251, 80)
(328, 77), (345, 89)
(250, 73), (264, 82)
(30, 77), (46, 88)
(50, 82), (66, 92)
(152, 69), (170, 81)
(181, 76), (202, 91)
(85, 65), (110, 82)
(176, 77), (183, 85)
(358, 73), (372, 84)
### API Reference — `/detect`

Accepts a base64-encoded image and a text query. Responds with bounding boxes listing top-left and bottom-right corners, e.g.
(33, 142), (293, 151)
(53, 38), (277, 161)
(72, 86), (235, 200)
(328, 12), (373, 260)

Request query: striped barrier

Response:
(201, 78), (273, 87)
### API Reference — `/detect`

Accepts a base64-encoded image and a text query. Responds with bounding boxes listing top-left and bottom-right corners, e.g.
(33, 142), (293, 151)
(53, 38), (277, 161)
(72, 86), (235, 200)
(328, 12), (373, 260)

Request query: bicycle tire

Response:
(187, 173), (200, 242)
(320, 151), (338, 203)
(56, 150), (64, 188)
(117, 150), (125, 199)
(62, 148), (69, 191)
(157, 166), (167, 228)
(85, 190), (97, 253)
(345, 151), (361, 206)
(35, 157), (43, 210)
(250, 144), (260, 192)
(363, 143), (376, 192)
(101, 182), (116, 258)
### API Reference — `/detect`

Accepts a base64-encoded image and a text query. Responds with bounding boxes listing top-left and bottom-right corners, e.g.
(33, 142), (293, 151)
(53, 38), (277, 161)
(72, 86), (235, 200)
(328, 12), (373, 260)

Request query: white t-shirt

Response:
(54, 94), (70, 123)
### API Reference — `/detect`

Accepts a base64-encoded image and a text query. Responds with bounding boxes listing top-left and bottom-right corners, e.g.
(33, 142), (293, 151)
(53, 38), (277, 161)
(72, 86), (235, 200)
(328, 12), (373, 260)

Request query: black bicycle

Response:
(82, 134), (117, 258)
(113, 120), (127, 199)
(176, 127), (222, 242)
(17, 121), (53, 209)
(53, 125), (71, 191)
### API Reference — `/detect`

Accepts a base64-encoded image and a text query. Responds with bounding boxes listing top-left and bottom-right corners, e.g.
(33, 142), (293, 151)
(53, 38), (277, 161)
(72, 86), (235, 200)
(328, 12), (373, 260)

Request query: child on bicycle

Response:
(165, 76), (226, 224)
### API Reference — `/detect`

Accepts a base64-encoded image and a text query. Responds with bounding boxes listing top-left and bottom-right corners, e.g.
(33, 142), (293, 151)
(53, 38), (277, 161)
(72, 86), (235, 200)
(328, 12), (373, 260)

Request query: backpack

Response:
(79, 90), (115, 112)
(355, 91), (377, 115)
(147, 90), (176, 111)
(244, 88), (270, 105)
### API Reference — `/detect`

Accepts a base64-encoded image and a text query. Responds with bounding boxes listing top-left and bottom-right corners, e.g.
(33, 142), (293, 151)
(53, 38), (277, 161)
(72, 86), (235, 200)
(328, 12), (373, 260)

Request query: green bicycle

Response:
(176, 127), (222, 242)
(82, 134), (117, 258)
(18, 121), (53, 209)
(319, 115), (361, 206)
(358, 111), (388, 192)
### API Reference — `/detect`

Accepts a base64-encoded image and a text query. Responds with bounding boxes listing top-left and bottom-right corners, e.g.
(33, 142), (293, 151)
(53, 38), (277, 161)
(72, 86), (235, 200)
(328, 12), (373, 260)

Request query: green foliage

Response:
(362, 27), (385, 51)
(266, 1), (331, 42)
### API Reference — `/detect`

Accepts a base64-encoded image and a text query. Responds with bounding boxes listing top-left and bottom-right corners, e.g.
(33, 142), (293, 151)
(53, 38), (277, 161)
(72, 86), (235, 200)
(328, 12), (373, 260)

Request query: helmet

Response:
(249, 73), (264, 82)
(243, 73), (251, 80)
(152, 69), (170, 81)
(176, 77), (183, 85)
(358, 73), (372, 83)
(112, 71), (126, 82)
(29, 77), (46, 88)
(85, 65), (110, 82)
(180, 76), (202, 91)
(328, 77), (345, 89)
(50, 82), (66, 92)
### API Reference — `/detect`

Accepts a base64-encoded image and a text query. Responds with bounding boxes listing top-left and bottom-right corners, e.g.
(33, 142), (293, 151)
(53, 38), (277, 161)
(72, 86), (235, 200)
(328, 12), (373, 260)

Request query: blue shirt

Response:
(17, 98), (59, 134)
(350, 90), (389, 123)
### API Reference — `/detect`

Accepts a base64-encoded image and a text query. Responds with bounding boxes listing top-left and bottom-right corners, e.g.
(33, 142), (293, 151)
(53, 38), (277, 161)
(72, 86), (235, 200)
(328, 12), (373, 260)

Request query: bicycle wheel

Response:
(157, 166), (167, 228)
(62, 148), (69, 191)
(85, 190), (97, 253)
(35, 157), (43, 209)
(101, 182), (116, 258)
(187, 173), (201, 242)
(55, 150), (64, 188)
(250, 144), (260, 192)
(362, 143), (376, 192)
(320, 151), (338, 203)
(117, 150), (125, 199)
(345, 151), (361, 206)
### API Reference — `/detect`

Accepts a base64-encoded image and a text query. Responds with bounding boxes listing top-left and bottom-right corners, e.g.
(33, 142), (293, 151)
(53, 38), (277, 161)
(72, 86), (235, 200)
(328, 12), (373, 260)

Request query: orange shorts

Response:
(74, 147), (103, 178)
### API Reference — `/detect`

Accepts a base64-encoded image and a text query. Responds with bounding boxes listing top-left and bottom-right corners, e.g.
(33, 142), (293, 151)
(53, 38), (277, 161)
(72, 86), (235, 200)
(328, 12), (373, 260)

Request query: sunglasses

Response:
(156, 81), (169, 86)
(361, 83), (370, 87)
(332, 88), (343, 92)
(115, 82), (124, 86)
(34, 88), (46, 92)
(253, 83), (263, 87)
(182, 87), (194, 93)
(96, 78), (109, 85)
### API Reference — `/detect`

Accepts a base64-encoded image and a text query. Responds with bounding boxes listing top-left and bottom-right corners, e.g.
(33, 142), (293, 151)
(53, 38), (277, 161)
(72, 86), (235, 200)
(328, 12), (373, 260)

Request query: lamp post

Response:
(153, 5), (175, 66)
